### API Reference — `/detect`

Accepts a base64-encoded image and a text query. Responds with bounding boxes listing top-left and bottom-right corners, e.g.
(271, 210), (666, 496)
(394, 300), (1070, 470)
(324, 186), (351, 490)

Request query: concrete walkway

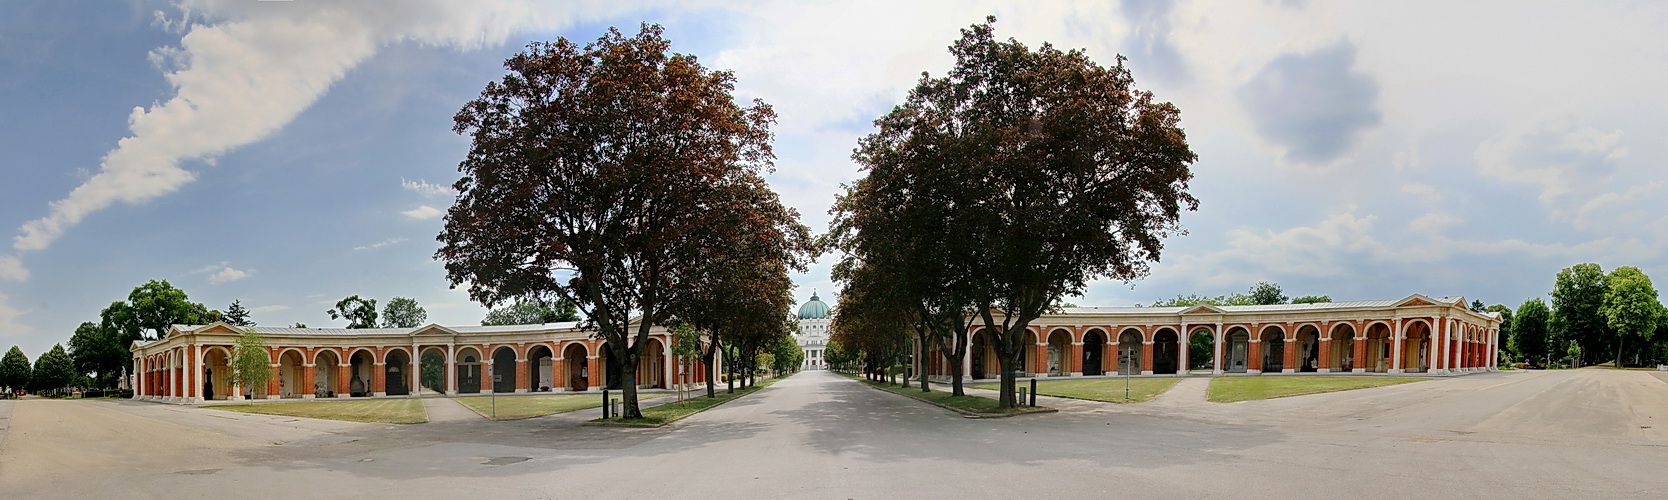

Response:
(0, 400), (13, 453)
(1149, 376), (1209, 407)
(420, 397), (484, 423)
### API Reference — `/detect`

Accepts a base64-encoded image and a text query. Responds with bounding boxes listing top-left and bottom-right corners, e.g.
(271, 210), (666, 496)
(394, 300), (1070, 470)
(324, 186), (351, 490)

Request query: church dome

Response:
(797, 291), (831, 319)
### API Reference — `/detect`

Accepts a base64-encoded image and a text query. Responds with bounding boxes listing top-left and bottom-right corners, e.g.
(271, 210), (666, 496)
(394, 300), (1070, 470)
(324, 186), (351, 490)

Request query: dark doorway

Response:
(1262, 328), (1284, 372)
(1083, 330), (1105, 376)
(971, 333), (987, 380)
(385, 350), (410, 396)
(1153, 330), (1179, 375)
(458, 351), (481, 393)
(492, 347), (517, 393)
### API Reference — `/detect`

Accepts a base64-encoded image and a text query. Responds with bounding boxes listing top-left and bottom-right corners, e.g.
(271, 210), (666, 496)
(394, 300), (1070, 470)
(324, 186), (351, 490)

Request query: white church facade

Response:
(795, 292), (831, 370)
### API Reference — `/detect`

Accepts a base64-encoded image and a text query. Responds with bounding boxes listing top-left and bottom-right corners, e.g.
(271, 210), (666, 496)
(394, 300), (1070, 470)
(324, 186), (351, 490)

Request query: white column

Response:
(1212, 324), (1224, 375)
(191, 344), (203, 402)
(1179, 323), (1190, 374)
(445, 344), (457, 395)
(134, 358), (144, 399)
(411, 347), (422, 396)
(1389, 318), (1405, 374)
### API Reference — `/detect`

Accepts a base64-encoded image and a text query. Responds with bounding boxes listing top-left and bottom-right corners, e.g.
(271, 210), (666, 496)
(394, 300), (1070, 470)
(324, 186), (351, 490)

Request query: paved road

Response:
(2, 369), (1666, 498)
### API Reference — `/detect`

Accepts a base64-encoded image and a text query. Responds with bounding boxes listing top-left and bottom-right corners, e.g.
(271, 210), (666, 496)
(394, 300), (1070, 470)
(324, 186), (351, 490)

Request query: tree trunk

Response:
(1615, 336), (1624, 369)
(702, 344), (718, 398)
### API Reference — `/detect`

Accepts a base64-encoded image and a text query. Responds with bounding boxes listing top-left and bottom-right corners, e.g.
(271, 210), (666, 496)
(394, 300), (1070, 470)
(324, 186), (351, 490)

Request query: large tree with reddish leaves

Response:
(835, 17), (1199, 409)
(438, 24), (789, 419)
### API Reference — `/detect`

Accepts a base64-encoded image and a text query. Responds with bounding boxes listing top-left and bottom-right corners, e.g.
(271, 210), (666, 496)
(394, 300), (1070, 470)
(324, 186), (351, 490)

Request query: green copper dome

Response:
(797, 291), (830, 320)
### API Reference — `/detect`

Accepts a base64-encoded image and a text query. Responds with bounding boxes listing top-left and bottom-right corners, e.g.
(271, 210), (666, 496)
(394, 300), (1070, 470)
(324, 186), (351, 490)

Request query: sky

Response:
(2, 0), (1667, 358)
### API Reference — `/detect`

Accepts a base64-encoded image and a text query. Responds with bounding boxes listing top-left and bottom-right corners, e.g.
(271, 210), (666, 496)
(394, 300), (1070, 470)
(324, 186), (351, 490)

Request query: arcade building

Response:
(130, 321), (708, 403)
(922, 294), (1502, 380)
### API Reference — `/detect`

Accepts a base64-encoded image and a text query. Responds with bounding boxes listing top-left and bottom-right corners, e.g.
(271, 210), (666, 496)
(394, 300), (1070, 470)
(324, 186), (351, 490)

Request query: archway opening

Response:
(1082, 329), (1106, 376)
(457, 348), (482, 393)
(1047, 329), (1071, 376)
(1404, 321), (1431, 373)
(1365, 323), (1392, 373)
(385, 349), (410, 396)
(201, 348), (231, 400)
(348, 350), (374, 397)
(1226, 328), (1250, 373)
(639, 339), (665, 388)
(1330, 324), (1356, 371)
(492, 346), (518, 393)
(599, 343), (623, 389)
(278, 350), (304, 398)
(314, 350), (341, 398)
(1298, 325), (1321, 372)
(1153, 329), (1179, 375)
(1117, 329), (1143, 375)
(528, 345), (555, 392)
(419, 348), (447, 394)
(1260, 327), (1285, 373)
(970, 330), (992, 380)
(563, 343), (589, 391)
(1189, 329), (1215, 371)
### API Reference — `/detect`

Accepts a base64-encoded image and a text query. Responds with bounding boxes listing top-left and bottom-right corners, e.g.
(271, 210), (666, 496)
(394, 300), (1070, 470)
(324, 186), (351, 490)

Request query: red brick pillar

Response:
(553, 357), (566, 390)
(1353, 334), (1368, 370)
(302, 364), (316, 397)
(1033, 339), (1047, 375)
(516, 356), (530, 391)
(267, 365), (280, 397)
(1141, 339), (1154, 374)
(1248, 340), (1263, 372)
(1283, 337), (1298, 371)
(373, 362), (387, 395)
(1318, 338), (1333, 370)
(1070, 341), (1083, 374)
(587, 355), (602, 389)
(336, 363), (351, 396)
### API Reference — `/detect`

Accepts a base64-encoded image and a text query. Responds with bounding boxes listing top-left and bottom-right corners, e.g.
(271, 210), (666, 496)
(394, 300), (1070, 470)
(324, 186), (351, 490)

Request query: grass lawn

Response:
(843, 373), (1018, 413)
(453, 393), (635, 420)
(1208, 376), (1424, 403)
(972, 377), (1181, 403)
(216, 399), (427, 424)
(594, 377), (780, 425)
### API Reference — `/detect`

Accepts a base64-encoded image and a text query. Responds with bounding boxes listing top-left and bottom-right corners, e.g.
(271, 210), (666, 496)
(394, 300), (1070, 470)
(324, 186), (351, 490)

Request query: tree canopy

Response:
(1602, 266), (1661, 367)
(223, 300), (255, 327)
(1551, 263), (1609, 366)
(1248, 281), (1288, 305)
(68, 321), (124, 388)
(1513, 298), (1551, 365)
(0, 346), (30, 392)
(832, 17), (1196, 408)
(437, 24), (800, 418)
(481, 297), (582, 326)
(381, 297), (428, 328)
(230, 328), (272, 396)
(327, 295), (379, 329)
(30, 344), (75, 392)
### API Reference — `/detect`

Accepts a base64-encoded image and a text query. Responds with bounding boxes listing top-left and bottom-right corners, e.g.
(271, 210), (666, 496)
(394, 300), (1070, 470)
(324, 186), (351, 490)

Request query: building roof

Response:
(167, 322), (585, 337)
(797, 291), (831, 320)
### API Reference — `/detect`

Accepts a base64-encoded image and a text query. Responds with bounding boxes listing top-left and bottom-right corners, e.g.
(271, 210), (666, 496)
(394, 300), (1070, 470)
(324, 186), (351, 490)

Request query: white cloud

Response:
(12, 0), (670, 253)
(1476, 116), (1629, 222)
(402, 205), (443, 220)
(250, 304), (290, 314)
(0, 292), (30, 339)
(354, 237), (407, 251)
(0, 255), (28, 282)
(402, 178), (455, 196)
(190, 261), (229, 274)
(207, 267), (252, 284)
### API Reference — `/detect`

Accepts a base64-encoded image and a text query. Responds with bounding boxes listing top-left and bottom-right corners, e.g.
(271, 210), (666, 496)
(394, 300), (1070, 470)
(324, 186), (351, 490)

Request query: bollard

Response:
(1029, 378), (1038, 407)
(602, 389), (610, 419)
(1018, 388), (1026, 406)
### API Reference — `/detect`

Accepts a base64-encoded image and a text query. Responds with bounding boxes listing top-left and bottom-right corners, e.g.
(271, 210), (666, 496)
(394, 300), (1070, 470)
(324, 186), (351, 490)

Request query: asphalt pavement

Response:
(2, 369), (1666, 498)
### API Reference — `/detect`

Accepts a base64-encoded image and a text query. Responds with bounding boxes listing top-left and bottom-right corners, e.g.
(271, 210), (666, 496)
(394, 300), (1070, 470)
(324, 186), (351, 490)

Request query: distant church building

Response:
(795, 291), (831, 369)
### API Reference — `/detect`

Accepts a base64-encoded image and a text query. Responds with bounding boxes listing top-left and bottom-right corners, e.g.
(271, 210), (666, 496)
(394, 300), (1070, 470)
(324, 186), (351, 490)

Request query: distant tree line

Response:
(1504, 263), (1666, 368)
